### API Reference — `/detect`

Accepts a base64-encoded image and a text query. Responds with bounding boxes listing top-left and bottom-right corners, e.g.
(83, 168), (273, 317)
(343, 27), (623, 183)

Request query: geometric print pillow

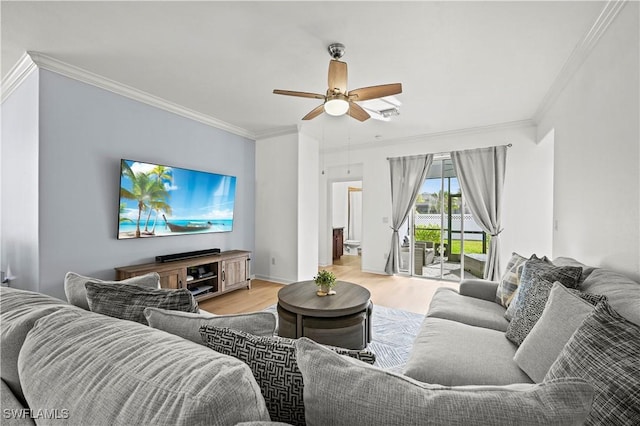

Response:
(505, 259), (582, 321)
(199, 326), (375, 426)
(506, 277), (557, 346)
(544, 302), (640, 425)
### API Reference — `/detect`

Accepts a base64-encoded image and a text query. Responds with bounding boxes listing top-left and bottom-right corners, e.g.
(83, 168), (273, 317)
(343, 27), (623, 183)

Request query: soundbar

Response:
(156, 248), (221, 263)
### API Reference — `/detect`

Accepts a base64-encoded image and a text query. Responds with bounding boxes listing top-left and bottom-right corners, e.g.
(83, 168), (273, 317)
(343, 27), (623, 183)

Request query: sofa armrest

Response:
(459, 279), (499, 302)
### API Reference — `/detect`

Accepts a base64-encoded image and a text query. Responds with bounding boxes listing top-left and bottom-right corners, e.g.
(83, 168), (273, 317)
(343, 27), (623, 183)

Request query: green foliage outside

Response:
(449, 240), (486, 255)
(414, 224), (441, 243)
(415, 224), (488, 255)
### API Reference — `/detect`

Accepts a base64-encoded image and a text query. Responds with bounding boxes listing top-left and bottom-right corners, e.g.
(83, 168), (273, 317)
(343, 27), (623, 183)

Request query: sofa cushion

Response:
(1, 378), (35, 426)
(64, 271), (160, 310)
(545, 302), (640, 425)
(85, 282), (198, 325)
(18, 308), (270, 425)
(579, 268), (640, 326)
(200, 326), (375, 426)
(0, 287), (71, 406)
(514, 283), (606, 383)
(144, 307), (277, 344)
(495, 252), (528, 307)
(505, 260), (582, 321)
(427, 287), (509, 332)
(296, 338), (594, 426)
(404, 317), (532, 386)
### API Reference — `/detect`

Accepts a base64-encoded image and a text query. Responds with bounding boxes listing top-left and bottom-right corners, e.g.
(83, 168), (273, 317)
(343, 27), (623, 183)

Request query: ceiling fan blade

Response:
(273, 89), (325, 100)
(348, 83), (402, 101)
(328, 60), (348, 93)
(347, 102), (370, 122)
(302, 104), (325, 120)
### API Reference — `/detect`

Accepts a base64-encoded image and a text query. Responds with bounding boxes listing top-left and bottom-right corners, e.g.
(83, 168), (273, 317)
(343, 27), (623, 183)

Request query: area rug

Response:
(263, 304), (425, 373)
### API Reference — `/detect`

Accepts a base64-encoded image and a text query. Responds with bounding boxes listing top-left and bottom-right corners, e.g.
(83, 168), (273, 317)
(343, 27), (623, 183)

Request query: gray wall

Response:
(1, 70), (40, 293)
(3, 69), (255, 299)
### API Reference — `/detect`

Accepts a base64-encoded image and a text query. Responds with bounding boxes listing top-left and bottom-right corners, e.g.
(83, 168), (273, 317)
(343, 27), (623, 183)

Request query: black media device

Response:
(156, 248), (221, 263)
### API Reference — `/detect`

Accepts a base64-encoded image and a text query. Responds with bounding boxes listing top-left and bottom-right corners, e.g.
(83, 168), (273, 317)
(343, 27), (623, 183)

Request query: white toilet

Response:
(344, 240), (361, 255)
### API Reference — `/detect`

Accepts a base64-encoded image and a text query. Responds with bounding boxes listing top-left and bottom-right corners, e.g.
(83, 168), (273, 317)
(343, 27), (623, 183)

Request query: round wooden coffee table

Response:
(277, 280), (372, 350)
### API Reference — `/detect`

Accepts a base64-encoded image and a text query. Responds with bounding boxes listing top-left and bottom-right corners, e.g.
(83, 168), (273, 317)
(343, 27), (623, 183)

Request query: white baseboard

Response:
(362, 268), (389, 276)
(253, 274), (293, 285)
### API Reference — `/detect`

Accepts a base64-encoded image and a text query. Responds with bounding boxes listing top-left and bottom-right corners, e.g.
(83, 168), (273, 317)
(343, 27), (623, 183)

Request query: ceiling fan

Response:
(273, 43), (402, 122)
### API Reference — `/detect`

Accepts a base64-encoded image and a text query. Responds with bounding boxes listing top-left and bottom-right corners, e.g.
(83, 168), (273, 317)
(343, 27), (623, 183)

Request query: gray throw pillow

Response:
(64, 271), (160, 310)
(545, 302), (640, 425)
(144, 307), (276, 344)
(505, 259), (581, 321)
(200, 326), (375, 426)
(295, 338), (594, 426)
(85, 282), (198, 325)
(514, 283), (606, 382)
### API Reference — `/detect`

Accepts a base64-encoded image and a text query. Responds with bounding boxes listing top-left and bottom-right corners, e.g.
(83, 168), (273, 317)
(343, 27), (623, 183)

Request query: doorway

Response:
(397, 157), (487, 281)
(331, 181), (362, 266)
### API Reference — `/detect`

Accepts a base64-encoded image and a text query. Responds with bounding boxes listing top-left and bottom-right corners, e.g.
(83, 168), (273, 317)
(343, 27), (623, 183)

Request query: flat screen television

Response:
(117, 159), (236, 239)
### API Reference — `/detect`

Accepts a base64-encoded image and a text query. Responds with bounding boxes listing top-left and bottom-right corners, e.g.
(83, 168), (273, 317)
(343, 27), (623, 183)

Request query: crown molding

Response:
(320, 119), (535, 154)
(6, 52), (255, 140)
(1, 52), (38, 103)
(254, 125), (299, 140)
(533, 0), (627, 123)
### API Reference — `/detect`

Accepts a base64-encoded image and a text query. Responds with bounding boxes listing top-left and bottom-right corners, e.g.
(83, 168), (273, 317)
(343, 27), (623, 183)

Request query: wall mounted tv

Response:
(118, 159), (236, 239)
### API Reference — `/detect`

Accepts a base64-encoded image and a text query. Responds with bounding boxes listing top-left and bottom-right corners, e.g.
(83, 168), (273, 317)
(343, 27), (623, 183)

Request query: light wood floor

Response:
(199, 255), (459, 315)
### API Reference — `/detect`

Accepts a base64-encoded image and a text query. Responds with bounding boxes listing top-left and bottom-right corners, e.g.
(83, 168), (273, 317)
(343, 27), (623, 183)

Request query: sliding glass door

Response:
(398, 157), (488, 281)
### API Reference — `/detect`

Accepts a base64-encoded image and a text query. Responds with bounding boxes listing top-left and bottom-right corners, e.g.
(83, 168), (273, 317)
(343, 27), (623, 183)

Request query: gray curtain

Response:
(451, 145), (507, 281)
(384, 154), (433, 274)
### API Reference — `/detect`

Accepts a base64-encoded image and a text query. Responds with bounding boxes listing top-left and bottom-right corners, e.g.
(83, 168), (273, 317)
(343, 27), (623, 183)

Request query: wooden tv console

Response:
(115, 250), (251, 302)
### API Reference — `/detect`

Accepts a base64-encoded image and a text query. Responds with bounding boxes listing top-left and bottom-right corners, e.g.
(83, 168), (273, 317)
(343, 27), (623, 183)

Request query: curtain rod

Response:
(387, 143), (512, 160)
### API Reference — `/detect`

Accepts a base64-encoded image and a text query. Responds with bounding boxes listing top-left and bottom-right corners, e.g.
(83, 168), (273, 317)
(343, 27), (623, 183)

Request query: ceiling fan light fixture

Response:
(273, 43), (401, 122)
(324, 94), (349, 116)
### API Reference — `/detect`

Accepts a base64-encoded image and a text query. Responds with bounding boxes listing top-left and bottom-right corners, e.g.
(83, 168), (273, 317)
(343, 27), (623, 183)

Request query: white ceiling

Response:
(1, 1), (606, 147)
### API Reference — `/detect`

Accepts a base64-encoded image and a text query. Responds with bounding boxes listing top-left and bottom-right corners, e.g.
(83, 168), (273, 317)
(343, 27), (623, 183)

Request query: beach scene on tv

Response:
(118, 159), (236, 239)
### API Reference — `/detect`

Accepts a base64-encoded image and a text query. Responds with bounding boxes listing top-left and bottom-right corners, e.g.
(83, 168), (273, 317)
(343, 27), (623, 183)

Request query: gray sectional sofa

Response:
(404, 256), (640, 423)
(1, 256), (638, 425)
(0, 286), (272, 426)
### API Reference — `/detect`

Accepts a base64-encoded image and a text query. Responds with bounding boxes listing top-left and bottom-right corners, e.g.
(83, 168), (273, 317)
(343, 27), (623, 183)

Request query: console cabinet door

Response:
(222, 257), (247, 291)
(158, 269), (184, 289)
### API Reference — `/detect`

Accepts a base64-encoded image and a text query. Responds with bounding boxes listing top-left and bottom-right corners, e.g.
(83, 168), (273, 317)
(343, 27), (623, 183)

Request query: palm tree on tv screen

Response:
(143, 165), (173, 234)
(146, 199), (172, 235)
(120, 161), (171, 238)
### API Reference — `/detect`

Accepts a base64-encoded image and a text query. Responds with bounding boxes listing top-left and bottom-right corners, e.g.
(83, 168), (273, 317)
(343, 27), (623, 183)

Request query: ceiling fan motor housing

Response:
(328, 43), (346, 60)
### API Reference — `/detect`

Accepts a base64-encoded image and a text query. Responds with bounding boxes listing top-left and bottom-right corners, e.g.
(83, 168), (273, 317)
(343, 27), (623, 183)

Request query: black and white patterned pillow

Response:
(199, 325), (375, 426)
(506, 277), (606, 346)
(544, 302), (640, 425)
(85, 282), (198, 325)
(505, 259), (582, 321)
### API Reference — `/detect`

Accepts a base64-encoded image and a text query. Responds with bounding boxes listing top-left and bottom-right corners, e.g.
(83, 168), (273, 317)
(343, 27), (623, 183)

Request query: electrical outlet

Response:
(271, 257), (276, 265)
